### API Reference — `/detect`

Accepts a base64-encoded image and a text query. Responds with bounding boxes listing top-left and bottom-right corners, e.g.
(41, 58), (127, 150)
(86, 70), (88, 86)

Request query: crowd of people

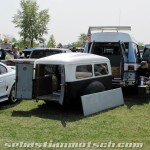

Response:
(0, 38), (25, 60)
(5, 47), (24, 60)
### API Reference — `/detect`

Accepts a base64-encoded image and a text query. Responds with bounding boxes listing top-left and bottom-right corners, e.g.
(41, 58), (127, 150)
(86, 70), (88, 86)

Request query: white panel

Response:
(16, 64), (33, 99)
(81, 88), (124, 116)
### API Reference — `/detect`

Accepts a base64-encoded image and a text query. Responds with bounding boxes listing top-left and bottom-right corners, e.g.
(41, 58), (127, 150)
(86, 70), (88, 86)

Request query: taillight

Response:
(128, 65), (135, 71)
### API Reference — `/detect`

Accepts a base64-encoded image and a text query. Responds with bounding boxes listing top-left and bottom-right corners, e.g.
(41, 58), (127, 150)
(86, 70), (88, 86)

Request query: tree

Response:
(72, 41), (82, 47)
(138, 42), (144, 50)
(72, 33), (87, 47)
(2, 34), (14, 43)
(57, 43), (63, 48)
(11, 38), (17, 43)
(12, 0), (50, 48)
(47, 35), (56, 48)
(78, 33), (87, 47)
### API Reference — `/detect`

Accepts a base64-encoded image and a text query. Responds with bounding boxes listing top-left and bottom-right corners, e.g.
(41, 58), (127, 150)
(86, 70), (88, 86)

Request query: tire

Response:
(8, 84), (17, 103)
(82, 81), (105, 95)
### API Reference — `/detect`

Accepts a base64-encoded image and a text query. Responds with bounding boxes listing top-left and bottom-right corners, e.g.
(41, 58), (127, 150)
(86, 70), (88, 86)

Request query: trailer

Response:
(15, 53), (112, 104)
(14, 53), (124, 115)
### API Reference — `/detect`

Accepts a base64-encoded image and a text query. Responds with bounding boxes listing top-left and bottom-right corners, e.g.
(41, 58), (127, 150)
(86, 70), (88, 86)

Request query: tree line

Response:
(0, 0), (87, 49)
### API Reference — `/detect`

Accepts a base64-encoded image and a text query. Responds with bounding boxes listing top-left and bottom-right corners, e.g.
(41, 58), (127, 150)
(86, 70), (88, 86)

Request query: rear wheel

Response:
(82, 81), (105, 95)
(9, 84), (17, 103)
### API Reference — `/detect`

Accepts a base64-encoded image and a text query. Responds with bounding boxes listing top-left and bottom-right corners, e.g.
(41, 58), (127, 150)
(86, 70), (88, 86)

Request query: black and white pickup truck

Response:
(15, 53), (112, 106)
(6, 53), (124, 116)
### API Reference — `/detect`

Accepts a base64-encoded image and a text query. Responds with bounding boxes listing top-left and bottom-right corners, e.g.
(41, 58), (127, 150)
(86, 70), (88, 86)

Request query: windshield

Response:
(30, 50), (62, 58)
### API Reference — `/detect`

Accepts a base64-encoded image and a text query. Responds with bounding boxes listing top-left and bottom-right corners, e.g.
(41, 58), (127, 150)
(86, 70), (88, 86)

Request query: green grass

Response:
(0, 97), (150, 150)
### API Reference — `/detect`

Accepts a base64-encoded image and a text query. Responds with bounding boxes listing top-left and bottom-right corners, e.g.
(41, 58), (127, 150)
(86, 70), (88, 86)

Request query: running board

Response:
(81, 88), (124, 116)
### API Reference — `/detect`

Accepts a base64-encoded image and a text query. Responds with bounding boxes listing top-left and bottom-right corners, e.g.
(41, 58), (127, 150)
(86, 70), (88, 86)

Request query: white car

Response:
(0, 62), (16, 103)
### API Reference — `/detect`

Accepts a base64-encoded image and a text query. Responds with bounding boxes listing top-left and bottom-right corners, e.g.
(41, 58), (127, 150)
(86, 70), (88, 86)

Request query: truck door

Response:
(59, 66), (65, 105)
(119, 42), (128, 79)
(16, 63), (34, 99)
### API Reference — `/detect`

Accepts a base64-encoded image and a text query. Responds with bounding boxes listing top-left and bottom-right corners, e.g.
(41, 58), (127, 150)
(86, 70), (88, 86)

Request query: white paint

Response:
(81, 88), (124, 116)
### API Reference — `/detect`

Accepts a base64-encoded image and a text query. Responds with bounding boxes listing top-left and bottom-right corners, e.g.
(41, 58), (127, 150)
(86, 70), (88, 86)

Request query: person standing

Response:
(5, 50), (14, 60)
(136, 61), (150, 85)
(13, 47), (20, 59)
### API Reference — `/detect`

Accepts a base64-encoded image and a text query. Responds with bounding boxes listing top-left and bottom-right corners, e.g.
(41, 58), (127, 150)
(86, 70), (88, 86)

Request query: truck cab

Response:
(84, 26), (141, 87)
(15, 53), (112, 105)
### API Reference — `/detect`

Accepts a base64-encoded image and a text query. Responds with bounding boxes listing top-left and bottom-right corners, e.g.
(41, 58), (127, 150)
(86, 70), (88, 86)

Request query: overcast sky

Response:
(0, 0), (150, 45)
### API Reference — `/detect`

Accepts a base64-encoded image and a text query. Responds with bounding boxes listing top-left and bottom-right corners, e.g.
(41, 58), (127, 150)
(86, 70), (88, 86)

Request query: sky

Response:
(0, 0), (150, 45)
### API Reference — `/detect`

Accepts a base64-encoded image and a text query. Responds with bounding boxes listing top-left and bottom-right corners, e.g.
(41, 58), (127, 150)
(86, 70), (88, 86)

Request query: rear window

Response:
(92, 43), (121, 56)
(94, 63), (108, 76)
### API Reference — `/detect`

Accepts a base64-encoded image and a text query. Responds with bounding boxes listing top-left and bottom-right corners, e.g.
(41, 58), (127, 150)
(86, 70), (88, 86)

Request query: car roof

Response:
(22, 48), (35, 52)
(91, 32), (137, 43)
(35, 53), (109, 65)
(23, 48), (72, 52)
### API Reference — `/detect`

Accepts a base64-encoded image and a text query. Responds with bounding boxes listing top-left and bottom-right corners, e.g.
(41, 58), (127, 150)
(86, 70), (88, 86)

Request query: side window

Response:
(143, 49), (150, 59)
(76, 65), (93, 79)
(31, 51), (43, 58)
(0, 65), (7, 75)
(94, 63), (108, 76)
(124, 43), (129, 55)
(133, 43), (140, 57)
(104, 48), (114, 55)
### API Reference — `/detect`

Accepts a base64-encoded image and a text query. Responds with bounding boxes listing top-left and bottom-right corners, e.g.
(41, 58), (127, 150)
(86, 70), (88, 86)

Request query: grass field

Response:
(0, 94), (150, 150)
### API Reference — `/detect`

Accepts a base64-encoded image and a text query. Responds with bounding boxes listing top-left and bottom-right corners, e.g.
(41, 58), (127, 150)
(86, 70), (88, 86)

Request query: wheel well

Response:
(82, 81), (105, 95)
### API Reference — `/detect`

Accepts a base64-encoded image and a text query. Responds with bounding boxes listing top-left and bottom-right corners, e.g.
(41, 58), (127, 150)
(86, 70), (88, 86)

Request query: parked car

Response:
(84, 26), (141, 87)
(22, 48), (34, 58)
(22, 48), (72, 58)
(142, 45), (150, 67)
(15, 53), (112, 105)
(0, 62), (16, 103)
(2, 48), (72, 66)
(29, 48), (72, 58)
